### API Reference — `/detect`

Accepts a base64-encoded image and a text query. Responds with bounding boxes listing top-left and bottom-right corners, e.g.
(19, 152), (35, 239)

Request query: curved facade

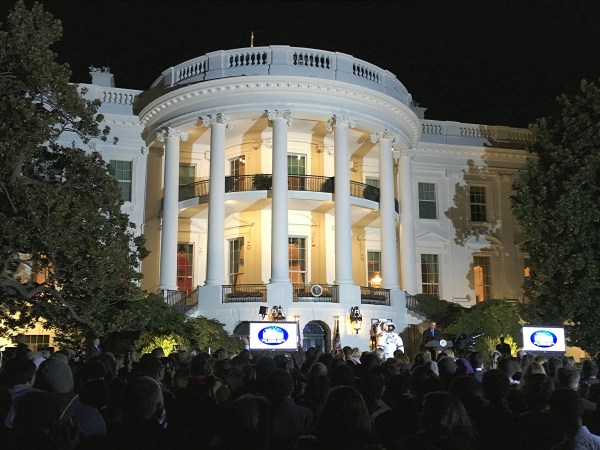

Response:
(69, 47), (532, 351)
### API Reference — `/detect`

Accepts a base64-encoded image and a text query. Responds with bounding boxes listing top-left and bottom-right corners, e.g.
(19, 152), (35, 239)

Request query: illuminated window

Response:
(288, 155), (306, 190)
(109, 160), (132, 202)
(289, 237), (306, 284)
(230, 156), (246, 176)
(421, 254), (439, 295)
(524, 258), (531, 278)
(17, 334), (50, 351)
(473, 256), (492, 302)
(470, 186), (487, 222)
(418, 182), (437, 219)
(367, 251), (381, 285)
(228, 237), (245, 286)
(179, 164), (195, 185)
(176, 243), (193, 294)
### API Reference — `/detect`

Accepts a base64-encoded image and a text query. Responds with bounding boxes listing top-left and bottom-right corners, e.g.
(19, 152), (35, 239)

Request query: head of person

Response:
(93, 338), (100, 347)
(265, 369), (293, 403)
(582, 360), (598, 379)
(482, 369), (511, 403)
(34, 356), (74, 394)
(150, 347), (165, 359)
(214, 394), (270, 450)
(420, 391), (474, 435)
(121, 376), (164, 423)
(429, 321), (437, 331)
(0, 358), (37, 387)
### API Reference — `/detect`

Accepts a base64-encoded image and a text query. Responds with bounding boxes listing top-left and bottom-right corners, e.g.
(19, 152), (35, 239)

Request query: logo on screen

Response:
(530, 330), (558, 348)
(258, 326), (289, 345)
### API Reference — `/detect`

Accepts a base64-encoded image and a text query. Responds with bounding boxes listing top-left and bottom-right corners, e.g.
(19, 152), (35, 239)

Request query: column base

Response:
(158, 284), (179, 292)
(337, 284), (361, 306)
(267, 282), (293, 304)
(198, 284), (223, 308)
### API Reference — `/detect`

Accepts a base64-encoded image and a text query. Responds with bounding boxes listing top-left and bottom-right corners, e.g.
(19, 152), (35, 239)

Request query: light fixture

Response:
(259, 306), (268, 320)
(270, 305), (286, 321)
(370, 272), (382, 289)
(349, 306), (363, 334)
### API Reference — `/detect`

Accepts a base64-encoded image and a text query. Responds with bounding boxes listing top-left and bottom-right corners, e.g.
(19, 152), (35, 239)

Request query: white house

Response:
(60, 47), (532, 353)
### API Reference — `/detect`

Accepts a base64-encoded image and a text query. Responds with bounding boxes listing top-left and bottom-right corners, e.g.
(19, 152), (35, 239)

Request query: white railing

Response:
(421, 119), (531, 144)
(79, 85), (141, 111)
(150, 46), (411, 104)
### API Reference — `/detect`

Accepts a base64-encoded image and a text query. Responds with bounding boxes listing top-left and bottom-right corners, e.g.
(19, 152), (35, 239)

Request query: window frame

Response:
(418, 181), (438, 220)
(420, 253), (440, 296)
(109, 159), (133, 202)
(289, 236), (307, 284)
(228, 237), (245, 286)
(469, 185), (488, 223)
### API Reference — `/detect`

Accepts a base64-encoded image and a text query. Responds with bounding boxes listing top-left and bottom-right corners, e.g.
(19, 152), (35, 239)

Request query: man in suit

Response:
(422, 321), (441, 345)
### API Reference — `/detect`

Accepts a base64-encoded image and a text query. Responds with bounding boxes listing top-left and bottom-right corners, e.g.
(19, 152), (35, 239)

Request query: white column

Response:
(326, 115), (356, 285)
(397, 148), (418, 294)
(158, 127), (188, 291)
(371, 131), (399, 290)
(266, 110), (292, 285)
(267, 110), (292, 303)
(201, 113), (233, 286)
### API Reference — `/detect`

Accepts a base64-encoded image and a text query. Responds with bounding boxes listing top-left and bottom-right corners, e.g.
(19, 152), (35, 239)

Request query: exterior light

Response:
(270, 305), (286, 321)
(370, 272), (382, 289)
(349, 306), (363, 334)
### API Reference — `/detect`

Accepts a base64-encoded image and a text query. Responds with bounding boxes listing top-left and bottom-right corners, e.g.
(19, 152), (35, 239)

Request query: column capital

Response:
(200, 113), (233, 130)
(370, 129), (398, 144)
(393, 148), (417, 160)
(266, 109), (292, 126)
(325, 114), (356, 132)
(156, 127), (188, 142)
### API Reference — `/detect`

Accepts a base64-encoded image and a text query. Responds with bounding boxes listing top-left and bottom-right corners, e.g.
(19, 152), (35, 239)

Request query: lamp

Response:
(259, 306), (268, 320)
(370, 272), (382, 289)
(349, 306), (363, 334)
(270, 305), (286, 321)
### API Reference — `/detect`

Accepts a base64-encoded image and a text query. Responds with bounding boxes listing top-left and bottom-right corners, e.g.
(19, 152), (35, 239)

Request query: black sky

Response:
(2, 0), (600, 128)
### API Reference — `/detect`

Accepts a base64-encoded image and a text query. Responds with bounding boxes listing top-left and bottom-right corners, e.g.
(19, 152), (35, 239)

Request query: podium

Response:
(424, 339), (454, 358)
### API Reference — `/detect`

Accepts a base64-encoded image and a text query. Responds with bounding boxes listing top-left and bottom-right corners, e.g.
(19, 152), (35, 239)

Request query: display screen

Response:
(248, 321), (298, 351)
(522, 326), (566, 353)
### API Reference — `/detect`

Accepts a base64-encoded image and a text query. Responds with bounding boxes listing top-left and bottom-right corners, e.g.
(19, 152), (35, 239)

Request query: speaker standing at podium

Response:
(422, 321), (441, 345)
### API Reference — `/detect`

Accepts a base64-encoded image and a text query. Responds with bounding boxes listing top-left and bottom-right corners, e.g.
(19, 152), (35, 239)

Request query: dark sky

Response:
(3, 0), (600, 128)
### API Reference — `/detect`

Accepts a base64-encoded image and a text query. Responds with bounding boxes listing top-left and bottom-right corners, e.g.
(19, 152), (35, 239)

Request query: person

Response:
(88, 337), (102, 358)
(496, 337), (511, 356)
(376, 321), (404, 359)
(422, 321), (441, 345)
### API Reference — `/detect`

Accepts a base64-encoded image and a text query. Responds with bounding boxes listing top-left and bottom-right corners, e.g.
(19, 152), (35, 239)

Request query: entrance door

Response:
(302, 320), (327, 353)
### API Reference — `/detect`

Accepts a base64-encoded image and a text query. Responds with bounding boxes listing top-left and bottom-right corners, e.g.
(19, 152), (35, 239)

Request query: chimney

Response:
(89, 66), (115, 87)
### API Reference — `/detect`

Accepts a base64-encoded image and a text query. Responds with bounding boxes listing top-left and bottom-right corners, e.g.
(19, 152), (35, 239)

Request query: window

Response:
(109, 160), (132, 202)
(366, 177), (380, 188)
(289, 237), (307, 284)
(288, 154), (306, 190)
(473, 256), (492, 302)
(418, 182), (437, 219)
(523, 258), (531, 278)
(179, 164), (195, 185)
(18, 335), (50, 351)
(470, 186), (487, 222)
(177, 244), (193, 294)
(230, 156), (246, 176)
(367, 251), (381, 286)
(421, 254), (439, 295)
(228, 237), (245, 286)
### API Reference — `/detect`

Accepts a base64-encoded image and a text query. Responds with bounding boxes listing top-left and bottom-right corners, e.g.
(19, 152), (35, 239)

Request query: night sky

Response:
(2, 0), (600, 128)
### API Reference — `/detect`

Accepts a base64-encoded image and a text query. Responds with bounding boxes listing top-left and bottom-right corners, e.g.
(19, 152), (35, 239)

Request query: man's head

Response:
(429, 321), (436, 330)
(93, 338), (100, 347)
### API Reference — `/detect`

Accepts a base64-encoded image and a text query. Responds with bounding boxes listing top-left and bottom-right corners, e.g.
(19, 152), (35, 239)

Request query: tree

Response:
(512, 78), (600, 355)
(411, 294), (466, 329)
(184, 317), (242, 354)
(0, 1), (147, 339)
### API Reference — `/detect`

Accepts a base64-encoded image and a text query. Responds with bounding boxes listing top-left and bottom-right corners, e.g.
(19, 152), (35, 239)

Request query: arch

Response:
(302, 320), (332, 353)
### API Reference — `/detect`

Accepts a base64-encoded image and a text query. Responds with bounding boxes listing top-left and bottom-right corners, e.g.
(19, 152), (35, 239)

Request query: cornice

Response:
(415, 143), (530, 162)
(138, 76), (421, 147)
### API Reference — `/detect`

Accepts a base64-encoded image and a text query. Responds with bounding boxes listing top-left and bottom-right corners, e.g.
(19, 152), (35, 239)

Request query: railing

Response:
(405, 292), (419, 311)
(293, 284), (338, 303)
(152, 46), (411, 104)
(420, 119), (531, 146)
(166, 288), (198, 313)
(180, 174), (399, 213)
(222, 284), (267, 303)
(360, 286), (391, 306)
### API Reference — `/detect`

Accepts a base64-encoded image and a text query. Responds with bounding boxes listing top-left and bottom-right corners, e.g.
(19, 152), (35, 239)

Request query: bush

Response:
(413, 294), (466, 328)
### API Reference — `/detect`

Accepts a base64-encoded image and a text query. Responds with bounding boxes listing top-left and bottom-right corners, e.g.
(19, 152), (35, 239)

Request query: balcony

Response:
(179, 174), (399, 213)
(293, 284), (338, 303)
(222, 284), (267, 303)
(360, 286), (391, 306)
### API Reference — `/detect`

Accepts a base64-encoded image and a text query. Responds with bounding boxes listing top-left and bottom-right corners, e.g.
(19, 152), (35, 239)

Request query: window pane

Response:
(421, 254), (439, 295)
(177, 244), (193, 294)
(229, 237), (245, 285)
(287, 155), (306, 175)
(418, 182), (437, 219)
(109, 160), (132, 202)
(470, 186), (487, 222)
(289, 237), (306, 284)
(367, 251), (381, 283)
(366, 177), (380, 188)
(473, 256), (492, 302)
(179, 164), (195, 185)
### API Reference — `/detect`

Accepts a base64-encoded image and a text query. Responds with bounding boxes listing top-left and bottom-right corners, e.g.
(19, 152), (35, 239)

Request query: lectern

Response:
(424, 339), (454, 358)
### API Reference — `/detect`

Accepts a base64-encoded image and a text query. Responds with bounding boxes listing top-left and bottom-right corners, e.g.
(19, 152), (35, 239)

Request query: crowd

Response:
(1, 338), (600, 450)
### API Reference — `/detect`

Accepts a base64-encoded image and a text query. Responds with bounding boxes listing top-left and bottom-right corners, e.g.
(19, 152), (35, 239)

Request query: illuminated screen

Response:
(522, 326), (566, 353)
(249, 322), (298, 351)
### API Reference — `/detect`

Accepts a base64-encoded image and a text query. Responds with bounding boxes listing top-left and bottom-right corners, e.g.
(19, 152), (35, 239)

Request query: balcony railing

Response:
(360, 286), (391, 306)
(405, 292), (419, 311)
(180, 174), (398, 212)
(166, 288), (198, 313)
(222, 284), (267, 303)
(293, 284), (338, 303)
